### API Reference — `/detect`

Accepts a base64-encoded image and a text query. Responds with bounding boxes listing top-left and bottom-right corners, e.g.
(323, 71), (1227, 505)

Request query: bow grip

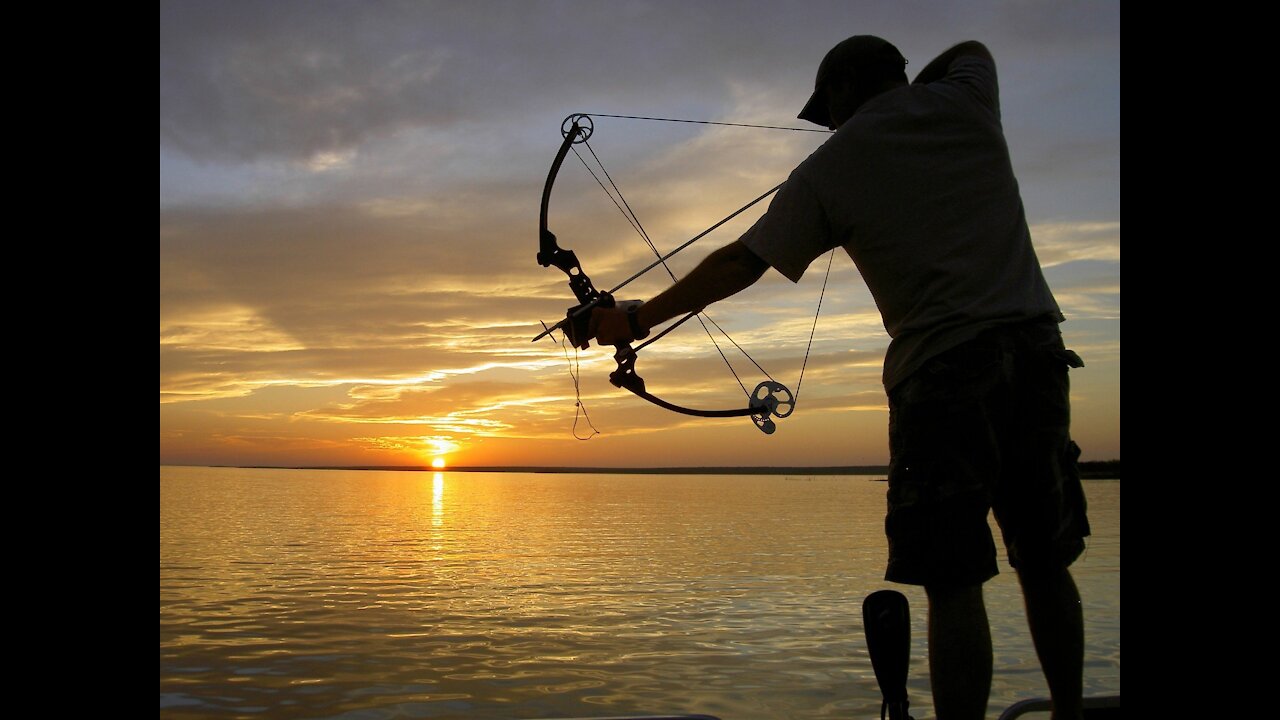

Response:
(564, 291), (614, 348)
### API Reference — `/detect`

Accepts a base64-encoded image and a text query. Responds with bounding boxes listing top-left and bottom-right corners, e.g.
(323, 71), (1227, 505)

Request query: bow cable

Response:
(793, 246), (836, 406)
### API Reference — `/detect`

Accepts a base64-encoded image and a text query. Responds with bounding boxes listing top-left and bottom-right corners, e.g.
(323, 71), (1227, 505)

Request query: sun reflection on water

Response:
(432, 472), (444, 528)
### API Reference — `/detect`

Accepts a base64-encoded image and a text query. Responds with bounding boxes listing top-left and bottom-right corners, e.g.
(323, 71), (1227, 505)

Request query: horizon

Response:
(159, 459), (1120, 475)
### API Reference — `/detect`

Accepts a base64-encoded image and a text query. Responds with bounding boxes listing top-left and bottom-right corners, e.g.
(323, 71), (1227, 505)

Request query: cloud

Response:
(160, 304), (305, 352)
(161, 1), (1118, 164)
(352, 435), (461, 457)
(161, 1), (457, 162)
(1031, 221), (1120, 267)
(160, 1), (788, 163)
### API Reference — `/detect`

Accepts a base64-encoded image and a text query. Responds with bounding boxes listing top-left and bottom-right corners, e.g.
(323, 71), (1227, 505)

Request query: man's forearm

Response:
(913, 40), (993, 84)
(637, 240), (769, 330)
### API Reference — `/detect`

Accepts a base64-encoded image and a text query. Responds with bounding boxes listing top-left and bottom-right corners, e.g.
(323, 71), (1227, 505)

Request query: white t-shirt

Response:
(741, 55), (1062, 391)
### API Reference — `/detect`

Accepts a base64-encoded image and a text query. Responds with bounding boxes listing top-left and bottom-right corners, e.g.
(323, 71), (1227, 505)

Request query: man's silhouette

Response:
(578, 36), (1090, 720)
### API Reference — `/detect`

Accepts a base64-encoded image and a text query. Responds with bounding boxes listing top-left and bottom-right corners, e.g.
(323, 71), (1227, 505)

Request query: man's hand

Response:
(588, 306), (636, 347)
(565, 301), (647, 350)
(566, 305), (638, 350)
(562, 239), (768, 350)
(912, 40), (993, 85)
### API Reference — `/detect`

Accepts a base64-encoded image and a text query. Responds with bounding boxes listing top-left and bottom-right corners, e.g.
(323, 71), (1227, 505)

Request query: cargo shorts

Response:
(884, 319), (1091, 587)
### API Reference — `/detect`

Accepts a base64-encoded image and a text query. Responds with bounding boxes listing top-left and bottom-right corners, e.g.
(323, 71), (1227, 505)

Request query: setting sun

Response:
(431, 457), (446, 469)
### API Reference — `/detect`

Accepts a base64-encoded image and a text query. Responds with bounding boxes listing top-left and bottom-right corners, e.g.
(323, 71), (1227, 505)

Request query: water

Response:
(160, 467), (1119, 719)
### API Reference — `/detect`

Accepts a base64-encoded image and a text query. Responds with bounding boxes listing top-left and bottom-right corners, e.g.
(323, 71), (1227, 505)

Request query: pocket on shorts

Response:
(900, 341), (1003, 408)
(1060, 439), (1091, 542)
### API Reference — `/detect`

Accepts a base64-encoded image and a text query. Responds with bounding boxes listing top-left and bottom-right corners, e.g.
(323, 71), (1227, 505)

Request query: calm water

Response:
(160, 467), (1119, 719)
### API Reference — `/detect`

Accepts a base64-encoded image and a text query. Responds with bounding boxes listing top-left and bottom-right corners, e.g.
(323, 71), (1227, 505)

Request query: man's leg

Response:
(886, 339), (1004, 719)
(924, 583), (991, 720)
(997, 325), (1088, 720)
(1017, 566), (1083, 720)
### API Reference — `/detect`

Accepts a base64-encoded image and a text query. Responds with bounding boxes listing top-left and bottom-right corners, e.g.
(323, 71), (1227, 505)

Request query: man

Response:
(576, 36), (1090, 720)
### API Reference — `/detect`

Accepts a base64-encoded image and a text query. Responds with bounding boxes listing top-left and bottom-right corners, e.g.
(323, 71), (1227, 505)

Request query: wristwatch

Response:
(626, 304), (650, 341)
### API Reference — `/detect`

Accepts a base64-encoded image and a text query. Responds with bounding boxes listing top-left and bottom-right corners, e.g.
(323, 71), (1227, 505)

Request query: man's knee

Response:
(1016, 566), (1081, 613)
(1015, 564), (1074, 591)
(926, 582), (984, 598)
(925, 582), (985, 611)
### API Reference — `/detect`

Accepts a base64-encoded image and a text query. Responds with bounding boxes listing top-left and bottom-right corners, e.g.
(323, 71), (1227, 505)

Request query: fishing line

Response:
(581, 113), (831, 133)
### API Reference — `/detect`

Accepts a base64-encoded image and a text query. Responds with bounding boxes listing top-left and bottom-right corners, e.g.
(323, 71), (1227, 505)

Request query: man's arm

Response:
(912, 40), (993, 85)
(583, 239), (769, 347)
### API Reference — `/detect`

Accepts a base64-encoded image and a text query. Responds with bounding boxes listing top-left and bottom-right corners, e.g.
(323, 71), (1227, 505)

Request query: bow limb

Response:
(610, 345), (784, 434)
(538, 115), (605, 309)
(609, 345), (760, 418)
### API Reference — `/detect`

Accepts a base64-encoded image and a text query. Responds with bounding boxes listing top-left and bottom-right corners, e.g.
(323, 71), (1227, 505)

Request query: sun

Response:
(431, 457), (446, 469)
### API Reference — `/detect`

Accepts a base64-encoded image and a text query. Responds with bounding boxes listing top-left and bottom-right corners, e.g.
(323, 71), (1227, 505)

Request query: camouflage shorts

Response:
(884, 320), (1091, 587)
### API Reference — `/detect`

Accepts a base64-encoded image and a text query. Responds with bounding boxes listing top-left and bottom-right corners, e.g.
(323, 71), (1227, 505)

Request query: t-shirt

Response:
(740, 55), (1062, 391)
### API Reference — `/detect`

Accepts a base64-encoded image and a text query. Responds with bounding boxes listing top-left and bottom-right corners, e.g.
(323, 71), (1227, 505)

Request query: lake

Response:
(160, 467), (1119, 719)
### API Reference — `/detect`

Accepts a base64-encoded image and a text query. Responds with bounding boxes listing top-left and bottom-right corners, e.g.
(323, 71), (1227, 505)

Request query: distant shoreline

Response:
(193, 461), (1118, 479)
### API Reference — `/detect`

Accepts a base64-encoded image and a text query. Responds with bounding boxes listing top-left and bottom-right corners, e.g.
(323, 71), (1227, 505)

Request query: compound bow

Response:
(535, 113), (825, 434)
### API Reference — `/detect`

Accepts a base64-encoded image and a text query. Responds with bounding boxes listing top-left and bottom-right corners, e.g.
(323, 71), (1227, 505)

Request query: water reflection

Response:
(159, 469), (1119, 720)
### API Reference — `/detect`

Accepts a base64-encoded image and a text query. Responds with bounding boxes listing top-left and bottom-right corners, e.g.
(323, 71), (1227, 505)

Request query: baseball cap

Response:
(798, 35), (907, 126)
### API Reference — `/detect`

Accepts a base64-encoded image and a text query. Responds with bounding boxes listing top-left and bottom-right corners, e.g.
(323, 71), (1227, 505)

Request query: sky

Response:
(160, 0), (1120, 469)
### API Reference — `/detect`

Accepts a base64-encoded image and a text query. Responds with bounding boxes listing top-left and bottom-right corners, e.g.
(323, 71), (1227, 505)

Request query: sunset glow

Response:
(160, 3), (1119, 469)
